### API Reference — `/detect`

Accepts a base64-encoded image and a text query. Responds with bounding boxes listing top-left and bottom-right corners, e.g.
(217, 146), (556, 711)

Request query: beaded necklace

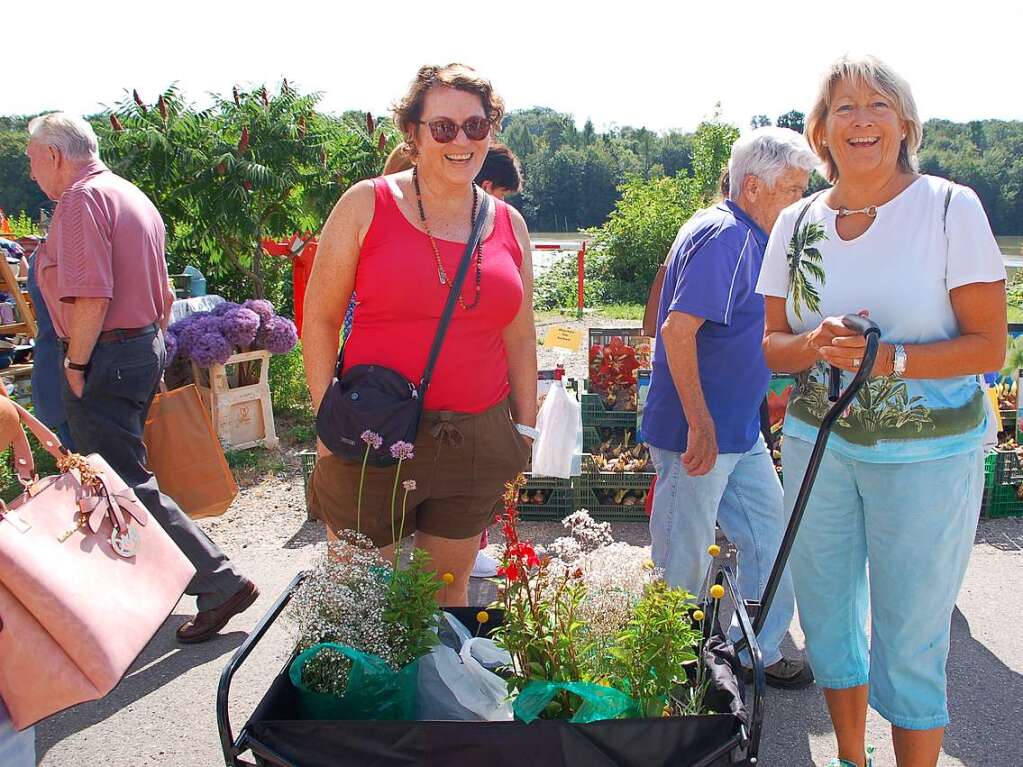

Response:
(411, 166), (483, 310)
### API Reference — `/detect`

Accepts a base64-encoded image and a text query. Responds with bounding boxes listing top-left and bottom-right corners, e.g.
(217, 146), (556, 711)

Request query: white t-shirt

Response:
(756, 175), (1006, 463)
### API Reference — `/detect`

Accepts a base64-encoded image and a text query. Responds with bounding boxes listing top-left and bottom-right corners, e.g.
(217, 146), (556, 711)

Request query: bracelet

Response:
(515, 423), (539, 441)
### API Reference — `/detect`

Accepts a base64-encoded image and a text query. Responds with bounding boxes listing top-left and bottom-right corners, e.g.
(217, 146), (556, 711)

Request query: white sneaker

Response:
(471, 550), (499, 578)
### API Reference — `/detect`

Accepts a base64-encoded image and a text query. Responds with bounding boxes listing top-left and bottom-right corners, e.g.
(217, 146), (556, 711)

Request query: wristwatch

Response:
(892, 344), (907, 377)
(64, 357), (89, 372)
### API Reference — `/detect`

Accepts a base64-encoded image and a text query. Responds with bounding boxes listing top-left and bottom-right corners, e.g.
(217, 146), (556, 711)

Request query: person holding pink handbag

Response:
(0, 396), (35, 766)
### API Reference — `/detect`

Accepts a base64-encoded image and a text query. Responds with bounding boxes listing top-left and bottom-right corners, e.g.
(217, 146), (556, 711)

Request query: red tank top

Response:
(341, 177), (524, 413)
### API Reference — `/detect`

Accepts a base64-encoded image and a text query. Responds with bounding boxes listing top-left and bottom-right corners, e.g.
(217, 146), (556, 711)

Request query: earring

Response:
(822, 140), (828, 147)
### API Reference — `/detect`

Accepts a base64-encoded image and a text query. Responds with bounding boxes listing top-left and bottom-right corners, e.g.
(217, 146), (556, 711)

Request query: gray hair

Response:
(805, 54), (922, 183)
(27, 112), (100, 162)
(728, 127), (817, 200)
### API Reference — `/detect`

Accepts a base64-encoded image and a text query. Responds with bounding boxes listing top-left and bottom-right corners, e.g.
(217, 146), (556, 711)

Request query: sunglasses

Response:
(418, 116), (491, 143)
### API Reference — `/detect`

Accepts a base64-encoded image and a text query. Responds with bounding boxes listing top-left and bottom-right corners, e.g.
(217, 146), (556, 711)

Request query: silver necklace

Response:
(837, 204), (878, 218)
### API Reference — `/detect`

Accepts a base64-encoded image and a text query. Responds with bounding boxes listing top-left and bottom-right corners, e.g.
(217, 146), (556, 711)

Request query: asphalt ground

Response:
(33, 477), (1023, 767)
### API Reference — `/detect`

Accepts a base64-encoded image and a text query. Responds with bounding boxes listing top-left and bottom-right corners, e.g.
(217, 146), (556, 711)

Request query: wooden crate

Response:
(191, 349), (279, 451)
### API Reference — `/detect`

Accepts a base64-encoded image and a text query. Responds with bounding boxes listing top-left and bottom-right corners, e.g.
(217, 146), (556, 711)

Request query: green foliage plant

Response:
(599, 580), (702, 717)
(97, 82), (395, 302)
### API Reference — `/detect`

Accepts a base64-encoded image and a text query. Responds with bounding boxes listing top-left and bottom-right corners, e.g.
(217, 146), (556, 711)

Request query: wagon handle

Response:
(218, 571), (308, 767)
(691, 566), (765, 767)
(747, 315), (881, 638)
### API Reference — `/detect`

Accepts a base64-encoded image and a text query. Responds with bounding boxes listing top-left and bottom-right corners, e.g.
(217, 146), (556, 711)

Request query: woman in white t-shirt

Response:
(756, 55), (1006, 767)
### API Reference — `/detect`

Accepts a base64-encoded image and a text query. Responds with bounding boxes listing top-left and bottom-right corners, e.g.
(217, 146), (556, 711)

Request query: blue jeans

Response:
(0, 699), (34, 767)
(783, 437), (983, 730)
(649, 436), (795, 665)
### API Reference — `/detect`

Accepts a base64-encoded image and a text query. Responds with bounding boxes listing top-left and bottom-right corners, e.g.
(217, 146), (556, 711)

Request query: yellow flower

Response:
(707, 544), (721, 557)
(642, 559), (655, 570)
(709, 584), (725, 600)
(441, 572), (455, 585)
(692, 610), (705, 622)
(476, 610), (490, 624)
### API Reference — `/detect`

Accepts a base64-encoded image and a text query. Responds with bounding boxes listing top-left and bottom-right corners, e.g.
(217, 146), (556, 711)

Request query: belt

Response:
(60, 322), (159, 346)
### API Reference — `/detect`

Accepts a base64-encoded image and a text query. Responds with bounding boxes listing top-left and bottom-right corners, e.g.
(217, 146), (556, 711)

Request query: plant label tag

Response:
(543, 326), (582, 351)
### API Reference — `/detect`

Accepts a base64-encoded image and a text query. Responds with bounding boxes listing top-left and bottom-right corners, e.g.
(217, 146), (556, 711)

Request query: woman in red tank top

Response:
(303, 64), (537, 605)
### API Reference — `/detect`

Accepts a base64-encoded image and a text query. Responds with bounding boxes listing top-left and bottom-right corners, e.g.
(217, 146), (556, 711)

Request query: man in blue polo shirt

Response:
(642, 127), (817, 689)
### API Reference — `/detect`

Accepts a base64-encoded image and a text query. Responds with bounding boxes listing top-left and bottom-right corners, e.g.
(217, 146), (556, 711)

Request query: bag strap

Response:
(6, 399), (66, 481)
(418, 191), (493, 396)
(333, 191), (494, 394)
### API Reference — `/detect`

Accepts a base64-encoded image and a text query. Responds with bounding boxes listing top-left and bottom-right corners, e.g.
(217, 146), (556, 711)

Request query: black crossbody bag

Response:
(315, 193), (493, 466)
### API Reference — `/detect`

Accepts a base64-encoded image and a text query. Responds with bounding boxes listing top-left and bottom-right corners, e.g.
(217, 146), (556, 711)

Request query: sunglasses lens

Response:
(464, 117), (491, 140)
(428, 119), (458, 143)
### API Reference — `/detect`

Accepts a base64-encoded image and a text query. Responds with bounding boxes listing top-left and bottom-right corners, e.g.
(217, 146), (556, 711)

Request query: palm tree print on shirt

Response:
(787, 221), (827, 320)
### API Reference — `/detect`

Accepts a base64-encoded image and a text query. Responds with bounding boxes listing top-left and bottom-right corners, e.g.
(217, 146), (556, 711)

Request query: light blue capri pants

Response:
(782, 437), (983, 730)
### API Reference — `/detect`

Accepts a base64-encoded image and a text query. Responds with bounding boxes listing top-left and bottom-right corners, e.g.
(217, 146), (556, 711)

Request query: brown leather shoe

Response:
(176, 580), (259, 644)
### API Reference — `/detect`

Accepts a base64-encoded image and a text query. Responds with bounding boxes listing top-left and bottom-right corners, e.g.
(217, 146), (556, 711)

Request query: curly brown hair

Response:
(392, 64), (505, 158)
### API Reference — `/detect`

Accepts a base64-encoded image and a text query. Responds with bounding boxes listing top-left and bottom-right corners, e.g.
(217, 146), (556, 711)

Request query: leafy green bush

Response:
(269, 343), (310, 417)
(533, 251), (608, 311)
(584, 173), (704, 304)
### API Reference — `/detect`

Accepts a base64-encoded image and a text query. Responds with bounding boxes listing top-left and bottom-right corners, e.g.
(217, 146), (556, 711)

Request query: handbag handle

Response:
(5, 399), (67, 482)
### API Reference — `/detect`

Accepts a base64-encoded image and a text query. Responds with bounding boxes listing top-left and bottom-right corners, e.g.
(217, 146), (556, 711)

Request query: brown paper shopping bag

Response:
(143, 384), (238, 519)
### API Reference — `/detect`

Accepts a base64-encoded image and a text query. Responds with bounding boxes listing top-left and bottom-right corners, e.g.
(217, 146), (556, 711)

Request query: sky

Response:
(6, 0), (1022, 134)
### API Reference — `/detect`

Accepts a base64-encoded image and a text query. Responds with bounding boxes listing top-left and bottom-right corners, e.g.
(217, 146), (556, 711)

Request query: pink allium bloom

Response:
(402, 479), (417, 492)
(360, 430), (383, 449)
(389, 441), (415, 461)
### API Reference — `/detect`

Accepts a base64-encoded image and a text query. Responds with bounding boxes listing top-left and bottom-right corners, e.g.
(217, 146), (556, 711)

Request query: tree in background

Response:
(750, 114), (772, 129)
(776, 110), (805, 134)
(534, 115), (737, 308)
(98, 81), (395, 305)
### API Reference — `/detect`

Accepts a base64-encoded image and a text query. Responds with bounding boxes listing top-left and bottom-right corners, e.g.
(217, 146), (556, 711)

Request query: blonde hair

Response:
(805, 54), (922, 183)
(391, 63), (505, 160)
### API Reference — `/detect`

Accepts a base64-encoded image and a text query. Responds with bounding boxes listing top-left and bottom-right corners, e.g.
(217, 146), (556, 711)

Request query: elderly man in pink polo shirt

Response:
(25, 112), (258, 644)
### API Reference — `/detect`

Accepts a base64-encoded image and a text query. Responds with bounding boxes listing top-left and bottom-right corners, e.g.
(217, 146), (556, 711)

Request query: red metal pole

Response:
(576, 242), (586, 318)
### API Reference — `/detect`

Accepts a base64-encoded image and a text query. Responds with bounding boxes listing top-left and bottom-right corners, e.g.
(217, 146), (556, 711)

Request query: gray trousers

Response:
(60, 330), (243, 611)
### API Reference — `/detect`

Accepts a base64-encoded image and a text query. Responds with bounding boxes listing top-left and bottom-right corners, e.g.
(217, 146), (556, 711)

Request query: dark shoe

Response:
(176, 580), (259, 644)
(744, 657), (815, 690)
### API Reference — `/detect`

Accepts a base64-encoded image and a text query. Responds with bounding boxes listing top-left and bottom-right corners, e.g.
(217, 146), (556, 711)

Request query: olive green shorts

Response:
(309, 399), (529, 546)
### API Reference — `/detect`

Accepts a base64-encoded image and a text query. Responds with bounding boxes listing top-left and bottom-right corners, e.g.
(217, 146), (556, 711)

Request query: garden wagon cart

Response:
(217, 316), (881, 767)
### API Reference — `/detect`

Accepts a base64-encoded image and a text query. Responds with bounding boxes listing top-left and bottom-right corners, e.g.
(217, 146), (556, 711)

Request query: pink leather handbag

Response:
(0, 401), (195, 730)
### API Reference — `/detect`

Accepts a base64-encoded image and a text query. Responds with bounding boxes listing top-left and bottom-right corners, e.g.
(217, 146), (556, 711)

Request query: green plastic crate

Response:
(580, 392), (641, 432)
(982, 450), (1023, 518)
(574, 454), (655, 522)
(517, 473), (575, 521)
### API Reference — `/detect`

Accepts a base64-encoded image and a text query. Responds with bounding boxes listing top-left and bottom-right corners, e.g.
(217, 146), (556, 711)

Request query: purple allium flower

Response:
(163, 331), (178, 367)
(172, 313), (222, 357)
(211, 301), (240, 317)
(360, 430), (383, 450)
(242, 299), (275, 326)
(220, 307), (260, 348)
(389, 441), (414, 461)
(255, 316), (298, 355)
(189, 331), (233, 367)
(402, 479), (417, 492)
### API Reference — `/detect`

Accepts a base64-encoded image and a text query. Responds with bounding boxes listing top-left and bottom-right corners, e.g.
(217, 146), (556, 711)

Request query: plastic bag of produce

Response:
(532, 378), (581, 478)
(513, 680), (637, 723)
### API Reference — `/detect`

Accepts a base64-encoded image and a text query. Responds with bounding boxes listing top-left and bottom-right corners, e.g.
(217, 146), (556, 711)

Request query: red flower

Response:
(497, 562), (521, 582)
